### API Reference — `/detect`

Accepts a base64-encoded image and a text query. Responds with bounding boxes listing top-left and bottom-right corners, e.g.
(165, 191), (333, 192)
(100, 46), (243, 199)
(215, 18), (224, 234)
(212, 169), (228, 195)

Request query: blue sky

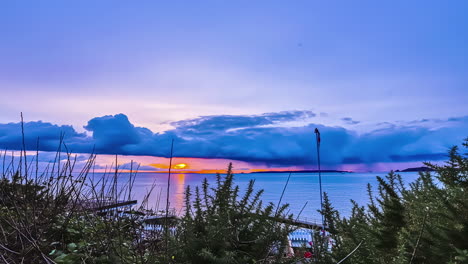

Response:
(0, 1), (467, 170)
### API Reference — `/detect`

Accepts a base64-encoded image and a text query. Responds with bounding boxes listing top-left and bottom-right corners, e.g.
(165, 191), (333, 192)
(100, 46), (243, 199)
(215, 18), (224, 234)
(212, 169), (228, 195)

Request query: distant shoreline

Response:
(245, 170), (352, 174)
(112, 167), (434, 174)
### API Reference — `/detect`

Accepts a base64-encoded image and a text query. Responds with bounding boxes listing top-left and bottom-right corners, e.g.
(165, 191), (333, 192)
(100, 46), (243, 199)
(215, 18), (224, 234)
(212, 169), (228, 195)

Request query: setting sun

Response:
(174, 163), (188, 169)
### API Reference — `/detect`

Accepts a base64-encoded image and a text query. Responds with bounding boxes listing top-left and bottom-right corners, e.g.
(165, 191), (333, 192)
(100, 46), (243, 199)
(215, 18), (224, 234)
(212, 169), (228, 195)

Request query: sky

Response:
(0, 1), (467, 172)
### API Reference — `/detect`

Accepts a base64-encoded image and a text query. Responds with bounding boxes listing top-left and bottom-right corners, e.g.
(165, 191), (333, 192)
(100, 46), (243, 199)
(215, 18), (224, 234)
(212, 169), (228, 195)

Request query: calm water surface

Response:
(110, 172), (419, 220)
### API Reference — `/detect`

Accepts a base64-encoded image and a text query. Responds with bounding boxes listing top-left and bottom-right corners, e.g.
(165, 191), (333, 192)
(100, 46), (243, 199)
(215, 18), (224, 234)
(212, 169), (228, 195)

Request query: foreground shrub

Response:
(317, 138), (468, 264)
(168, 163), (295, 264)
(0, 150), (159, 263)
(0, 147), (294, 263)
(3, 126), (466, 263)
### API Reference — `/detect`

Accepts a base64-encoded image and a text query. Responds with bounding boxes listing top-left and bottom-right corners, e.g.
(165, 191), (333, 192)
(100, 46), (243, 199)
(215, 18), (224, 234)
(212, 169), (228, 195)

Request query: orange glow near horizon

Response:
(17, 151), (424, 174)
(174, 163), (188, 169)
(91, 154), (294, 174)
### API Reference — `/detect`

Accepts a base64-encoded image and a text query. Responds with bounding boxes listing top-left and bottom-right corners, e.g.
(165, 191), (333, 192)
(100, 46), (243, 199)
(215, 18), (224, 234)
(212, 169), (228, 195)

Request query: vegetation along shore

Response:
(0, 134), (467, 263)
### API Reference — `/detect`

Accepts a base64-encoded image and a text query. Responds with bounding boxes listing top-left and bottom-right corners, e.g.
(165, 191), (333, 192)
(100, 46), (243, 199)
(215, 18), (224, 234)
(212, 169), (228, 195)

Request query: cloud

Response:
(341, 117), (360, 125)
(448, 116), (468, 122)
(0, 112), (466, 167)
(0, 121), (89, 152)
(118, 162), (157, 171)
(84, 114), (153, 153)
(170, 110), (316, 131)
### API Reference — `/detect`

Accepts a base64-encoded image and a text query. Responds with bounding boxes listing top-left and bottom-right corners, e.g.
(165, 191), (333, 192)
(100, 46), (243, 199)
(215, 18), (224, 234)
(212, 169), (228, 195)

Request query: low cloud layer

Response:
(0, 112), (466, 167)
(341, 117), (360, 125)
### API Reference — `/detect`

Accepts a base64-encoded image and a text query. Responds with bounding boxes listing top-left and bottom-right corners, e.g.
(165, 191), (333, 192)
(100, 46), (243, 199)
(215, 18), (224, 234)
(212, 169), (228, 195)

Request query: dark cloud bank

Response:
(0, 111), (466, 167)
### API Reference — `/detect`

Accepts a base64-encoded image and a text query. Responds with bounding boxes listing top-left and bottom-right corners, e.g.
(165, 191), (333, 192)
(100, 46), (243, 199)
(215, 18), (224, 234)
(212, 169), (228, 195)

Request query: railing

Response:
(269, 215), (325, 230)
(78, 199), (138, 212)
(293, 217), (323, 227)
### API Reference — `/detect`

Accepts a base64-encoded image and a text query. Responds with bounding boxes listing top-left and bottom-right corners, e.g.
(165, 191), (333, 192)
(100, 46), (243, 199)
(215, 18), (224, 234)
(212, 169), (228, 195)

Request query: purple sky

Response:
(0, 1), (467, 171)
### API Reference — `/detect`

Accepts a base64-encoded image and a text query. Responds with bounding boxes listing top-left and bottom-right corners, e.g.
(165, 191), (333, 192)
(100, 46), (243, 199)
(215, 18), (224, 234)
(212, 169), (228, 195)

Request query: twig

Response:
(409, 209), (429, 264)
(336, 240), (363, 264)
(262, 172), (293, 262)
(165, 139), (175, 260)
(275, 172), (292, 217)
(295, 201), (308, 222)
(21, 112), (28, 180)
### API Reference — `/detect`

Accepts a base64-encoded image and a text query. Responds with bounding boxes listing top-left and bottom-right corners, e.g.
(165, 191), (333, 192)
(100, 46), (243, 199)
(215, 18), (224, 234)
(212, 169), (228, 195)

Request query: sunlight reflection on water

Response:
(111, 171), (420, 219)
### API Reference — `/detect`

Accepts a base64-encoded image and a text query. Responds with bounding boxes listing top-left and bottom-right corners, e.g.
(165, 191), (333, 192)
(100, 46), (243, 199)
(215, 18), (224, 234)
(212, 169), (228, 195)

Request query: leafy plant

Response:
(318, 138), (468, 264)
(169, 163), (295, 263)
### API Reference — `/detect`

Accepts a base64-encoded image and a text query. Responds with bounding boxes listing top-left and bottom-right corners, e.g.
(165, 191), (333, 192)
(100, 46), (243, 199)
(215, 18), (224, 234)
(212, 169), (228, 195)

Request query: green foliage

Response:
(317, 137), (468, 264)
(0, 151), (155, 263)
(0, 151), (295, 264)
(2, 130), (466, 264)
(169, 163), (295, 263)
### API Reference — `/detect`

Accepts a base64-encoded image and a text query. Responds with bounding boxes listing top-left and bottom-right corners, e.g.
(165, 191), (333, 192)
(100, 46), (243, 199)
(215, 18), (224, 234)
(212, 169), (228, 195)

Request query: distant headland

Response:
(395, 166), (435, 172)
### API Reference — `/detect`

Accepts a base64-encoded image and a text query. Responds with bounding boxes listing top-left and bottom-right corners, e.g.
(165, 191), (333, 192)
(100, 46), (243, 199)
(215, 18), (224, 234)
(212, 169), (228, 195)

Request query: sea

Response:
(108, 171), (420, 221)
